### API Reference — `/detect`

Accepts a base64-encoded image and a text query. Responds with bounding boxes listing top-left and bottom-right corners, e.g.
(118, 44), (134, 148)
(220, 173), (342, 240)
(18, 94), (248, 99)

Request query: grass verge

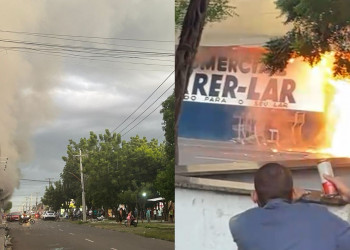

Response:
(71, 220), (174, 242)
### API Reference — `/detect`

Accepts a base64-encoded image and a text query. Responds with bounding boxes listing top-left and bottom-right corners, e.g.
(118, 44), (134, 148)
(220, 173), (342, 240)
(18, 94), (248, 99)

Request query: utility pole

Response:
(46, 178), (54, 187)
(74, 149), (87, 222)
(35, 192), (39, 210)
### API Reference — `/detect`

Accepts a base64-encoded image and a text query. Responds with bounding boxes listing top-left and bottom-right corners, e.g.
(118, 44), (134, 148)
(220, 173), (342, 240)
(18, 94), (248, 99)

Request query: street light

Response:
(142, 192), (146, 197)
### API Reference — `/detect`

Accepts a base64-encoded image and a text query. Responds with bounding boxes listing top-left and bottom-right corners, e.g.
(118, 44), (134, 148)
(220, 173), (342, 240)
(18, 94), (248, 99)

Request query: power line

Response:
(119, 82), (174, 135)
(122, 94), (171, 137)
(0, 37), (174, 66)
(1, 45), (174, 62)
(0, 30), (173, 52)
(0, 38), (173, 56)
(112, 71), (174, 133)
(1, 47), (174, 66)
(0, 29), (173, 43)
(20, 178), (50, 183)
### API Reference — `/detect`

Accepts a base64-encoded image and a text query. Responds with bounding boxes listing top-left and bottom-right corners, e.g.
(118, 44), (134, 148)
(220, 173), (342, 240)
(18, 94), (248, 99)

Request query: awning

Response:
(147, 197), (165, 202)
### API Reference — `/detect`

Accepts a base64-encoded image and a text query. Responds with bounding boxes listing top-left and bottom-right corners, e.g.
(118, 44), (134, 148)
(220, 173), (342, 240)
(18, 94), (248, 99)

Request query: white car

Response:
(42, 211), (56, 220)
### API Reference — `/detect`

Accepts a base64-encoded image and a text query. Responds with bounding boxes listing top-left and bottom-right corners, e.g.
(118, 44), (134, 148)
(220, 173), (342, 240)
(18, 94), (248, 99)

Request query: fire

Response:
(324, 79), (350, 156)
(313, 54), (350, 157)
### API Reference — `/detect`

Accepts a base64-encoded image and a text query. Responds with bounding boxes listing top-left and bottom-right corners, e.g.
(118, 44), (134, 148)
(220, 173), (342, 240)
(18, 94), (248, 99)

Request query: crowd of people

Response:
(58, 203), (175, 226)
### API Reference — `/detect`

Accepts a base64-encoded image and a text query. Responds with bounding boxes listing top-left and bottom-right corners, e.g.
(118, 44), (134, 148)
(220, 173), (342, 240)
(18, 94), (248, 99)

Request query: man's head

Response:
(253, 163), (293, 207)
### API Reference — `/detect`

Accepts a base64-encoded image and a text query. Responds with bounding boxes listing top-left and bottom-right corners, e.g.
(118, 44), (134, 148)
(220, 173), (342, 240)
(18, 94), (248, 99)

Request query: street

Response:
(8, 220), (174, 250)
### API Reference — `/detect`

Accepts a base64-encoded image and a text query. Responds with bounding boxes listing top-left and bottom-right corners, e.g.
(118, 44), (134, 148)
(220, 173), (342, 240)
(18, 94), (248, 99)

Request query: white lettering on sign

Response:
(185, 46), (324, 112)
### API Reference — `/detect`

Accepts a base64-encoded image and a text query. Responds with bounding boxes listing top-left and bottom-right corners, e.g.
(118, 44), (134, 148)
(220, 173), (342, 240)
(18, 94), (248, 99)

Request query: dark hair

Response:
(254, 163), (293, 207)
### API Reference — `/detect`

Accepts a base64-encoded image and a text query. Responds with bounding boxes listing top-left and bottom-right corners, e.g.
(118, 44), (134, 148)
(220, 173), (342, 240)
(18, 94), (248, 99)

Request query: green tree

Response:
(61, 139), (84, 209)
(175, 0), (235, 29)
(263, 0), (350, 76)
(61, 130), (165, 211)
(155, 93), (175, 202)
(155, 159), (175, 202)
(58, 129), (166, 214)
(160, 92), (175, 160)
(42, 181), (66, 211)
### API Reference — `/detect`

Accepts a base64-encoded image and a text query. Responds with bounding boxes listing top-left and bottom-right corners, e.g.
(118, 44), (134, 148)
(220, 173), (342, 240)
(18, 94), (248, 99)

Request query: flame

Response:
(313, 53), (350, 157)
(324, 79), (350, 156)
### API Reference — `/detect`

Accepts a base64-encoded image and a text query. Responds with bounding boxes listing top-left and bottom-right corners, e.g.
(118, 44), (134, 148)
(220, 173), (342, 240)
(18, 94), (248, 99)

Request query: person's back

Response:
(230, 199), (350, 250)
(229, 163), (350, 250)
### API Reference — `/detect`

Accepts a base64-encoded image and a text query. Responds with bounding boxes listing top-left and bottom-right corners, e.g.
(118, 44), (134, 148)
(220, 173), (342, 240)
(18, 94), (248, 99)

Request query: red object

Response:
(322, 181), (337, 196)
(7, 212), (21, 222)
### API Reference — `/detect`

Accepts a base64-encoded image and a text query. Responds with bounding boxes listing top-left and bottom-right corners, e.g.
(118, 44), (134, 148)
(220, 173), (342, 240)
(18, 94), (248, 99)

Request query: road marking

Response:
(111, 248), (118, 250)
(85, 239), (94, 243)
(59, 229), (64, 232)
(69, 233), (74, 235)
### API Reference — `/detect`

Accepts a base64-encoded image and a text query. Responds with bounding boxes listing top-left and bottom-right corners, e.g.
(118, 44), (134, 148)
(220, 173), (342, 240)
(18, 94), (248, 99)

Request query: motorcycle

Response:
(19, 215), (35, 225)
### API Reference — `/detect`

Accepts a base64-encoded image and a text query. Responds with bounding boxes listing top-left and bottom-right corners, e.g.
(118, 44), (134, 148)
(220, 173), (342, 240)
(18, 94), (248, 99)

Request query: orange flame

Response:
(314, 54), (350, 157)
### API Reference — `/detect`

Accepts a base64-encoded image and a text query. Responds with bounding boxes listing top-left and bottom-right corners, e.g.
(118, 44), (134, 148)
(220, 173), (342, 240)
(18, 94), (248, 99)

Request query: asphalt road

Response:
(8, 219), (174, 250)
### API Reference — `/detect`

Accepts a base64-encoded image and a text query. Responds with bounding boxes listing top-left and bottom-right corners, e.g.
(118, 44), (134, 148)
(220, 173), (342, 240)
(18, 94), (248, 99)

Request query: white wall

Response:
(175, 188), (253, 250)
(175, 187), (350, 250)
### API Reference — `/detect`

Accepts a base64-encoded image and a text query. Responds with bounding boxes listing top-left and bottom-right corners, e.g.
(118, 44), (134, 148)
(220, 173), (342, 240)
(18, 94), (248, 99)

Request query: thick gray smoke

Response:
(0, 2), (59, 202)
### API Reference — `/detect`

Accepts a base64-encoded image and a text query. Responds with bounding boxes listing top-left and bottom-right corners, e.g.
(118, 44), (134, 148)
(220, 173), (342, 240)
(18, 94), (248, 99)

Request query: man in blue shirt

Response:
(229, 163), (350, 250)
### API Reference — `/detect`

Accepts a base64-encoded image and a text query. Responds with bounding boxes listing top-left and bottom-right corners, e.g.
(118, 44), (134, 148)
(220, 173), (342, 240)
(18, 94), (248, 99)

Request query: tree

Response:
(263, 0), (350, 77)
(155, 93), (175, 202)
(175, 0), (236, 164)
(61, 139), (84, 209)
(49, 128), (166, 214)
(175, 0), (235, 29)
(175, 0), (210, 165)
(160, 92), (175, 160)
(42, 181), (66, 211)
(155, 159), (175, 202)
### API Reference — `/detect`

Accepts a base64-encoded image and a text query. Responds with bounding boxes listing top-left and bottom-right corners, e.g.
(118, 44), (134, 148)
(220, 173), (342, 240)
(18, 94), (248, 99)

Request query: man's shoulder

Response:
(229, 202), (330, 226)
(292, 201), (330, 213)
(229, 207), (260, 230)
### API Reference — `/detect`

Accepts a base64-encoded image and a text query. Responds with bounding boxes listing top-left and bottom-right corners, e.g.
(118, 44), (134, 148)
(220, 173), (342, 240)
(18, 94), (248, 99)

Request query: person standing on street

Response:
(146, 208), (151, 223)
(169, 202), (174, 223)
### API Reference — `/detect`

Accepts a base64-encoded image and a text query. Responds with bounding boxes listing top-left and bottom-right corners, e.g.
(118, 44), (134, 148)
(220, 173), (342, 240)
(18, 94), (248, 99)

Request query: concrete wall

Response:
(175, 187), (350, 250)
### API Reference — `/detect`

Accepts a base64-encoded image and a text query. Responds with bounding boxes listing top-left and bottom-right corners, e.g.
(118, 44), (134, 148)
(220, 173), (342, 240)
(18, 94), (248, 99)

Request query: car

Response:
(6, 212), (21, 222)
(42, 211), (56, 220)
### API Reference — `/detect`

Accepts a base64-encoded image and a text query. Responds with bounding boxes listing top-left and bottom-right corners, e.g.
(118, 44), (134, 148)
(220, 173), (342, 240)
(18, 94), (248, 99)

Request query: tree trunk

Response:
(175, 0), (209, 165)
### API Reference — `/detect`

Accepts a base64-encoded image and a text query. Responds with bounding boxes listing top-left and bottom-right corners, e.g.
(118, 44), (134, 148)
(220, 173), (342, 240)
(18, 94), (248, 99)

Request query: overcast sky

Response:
(0, 0), (174, 211)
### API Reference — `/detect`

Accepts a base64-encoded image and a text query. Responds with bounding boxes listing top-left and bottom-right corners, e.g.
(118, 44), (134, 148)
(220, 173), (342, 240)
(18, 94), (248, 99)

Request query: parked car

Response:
(42, 211), (56, 220)
(6, 212), (21, 222)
